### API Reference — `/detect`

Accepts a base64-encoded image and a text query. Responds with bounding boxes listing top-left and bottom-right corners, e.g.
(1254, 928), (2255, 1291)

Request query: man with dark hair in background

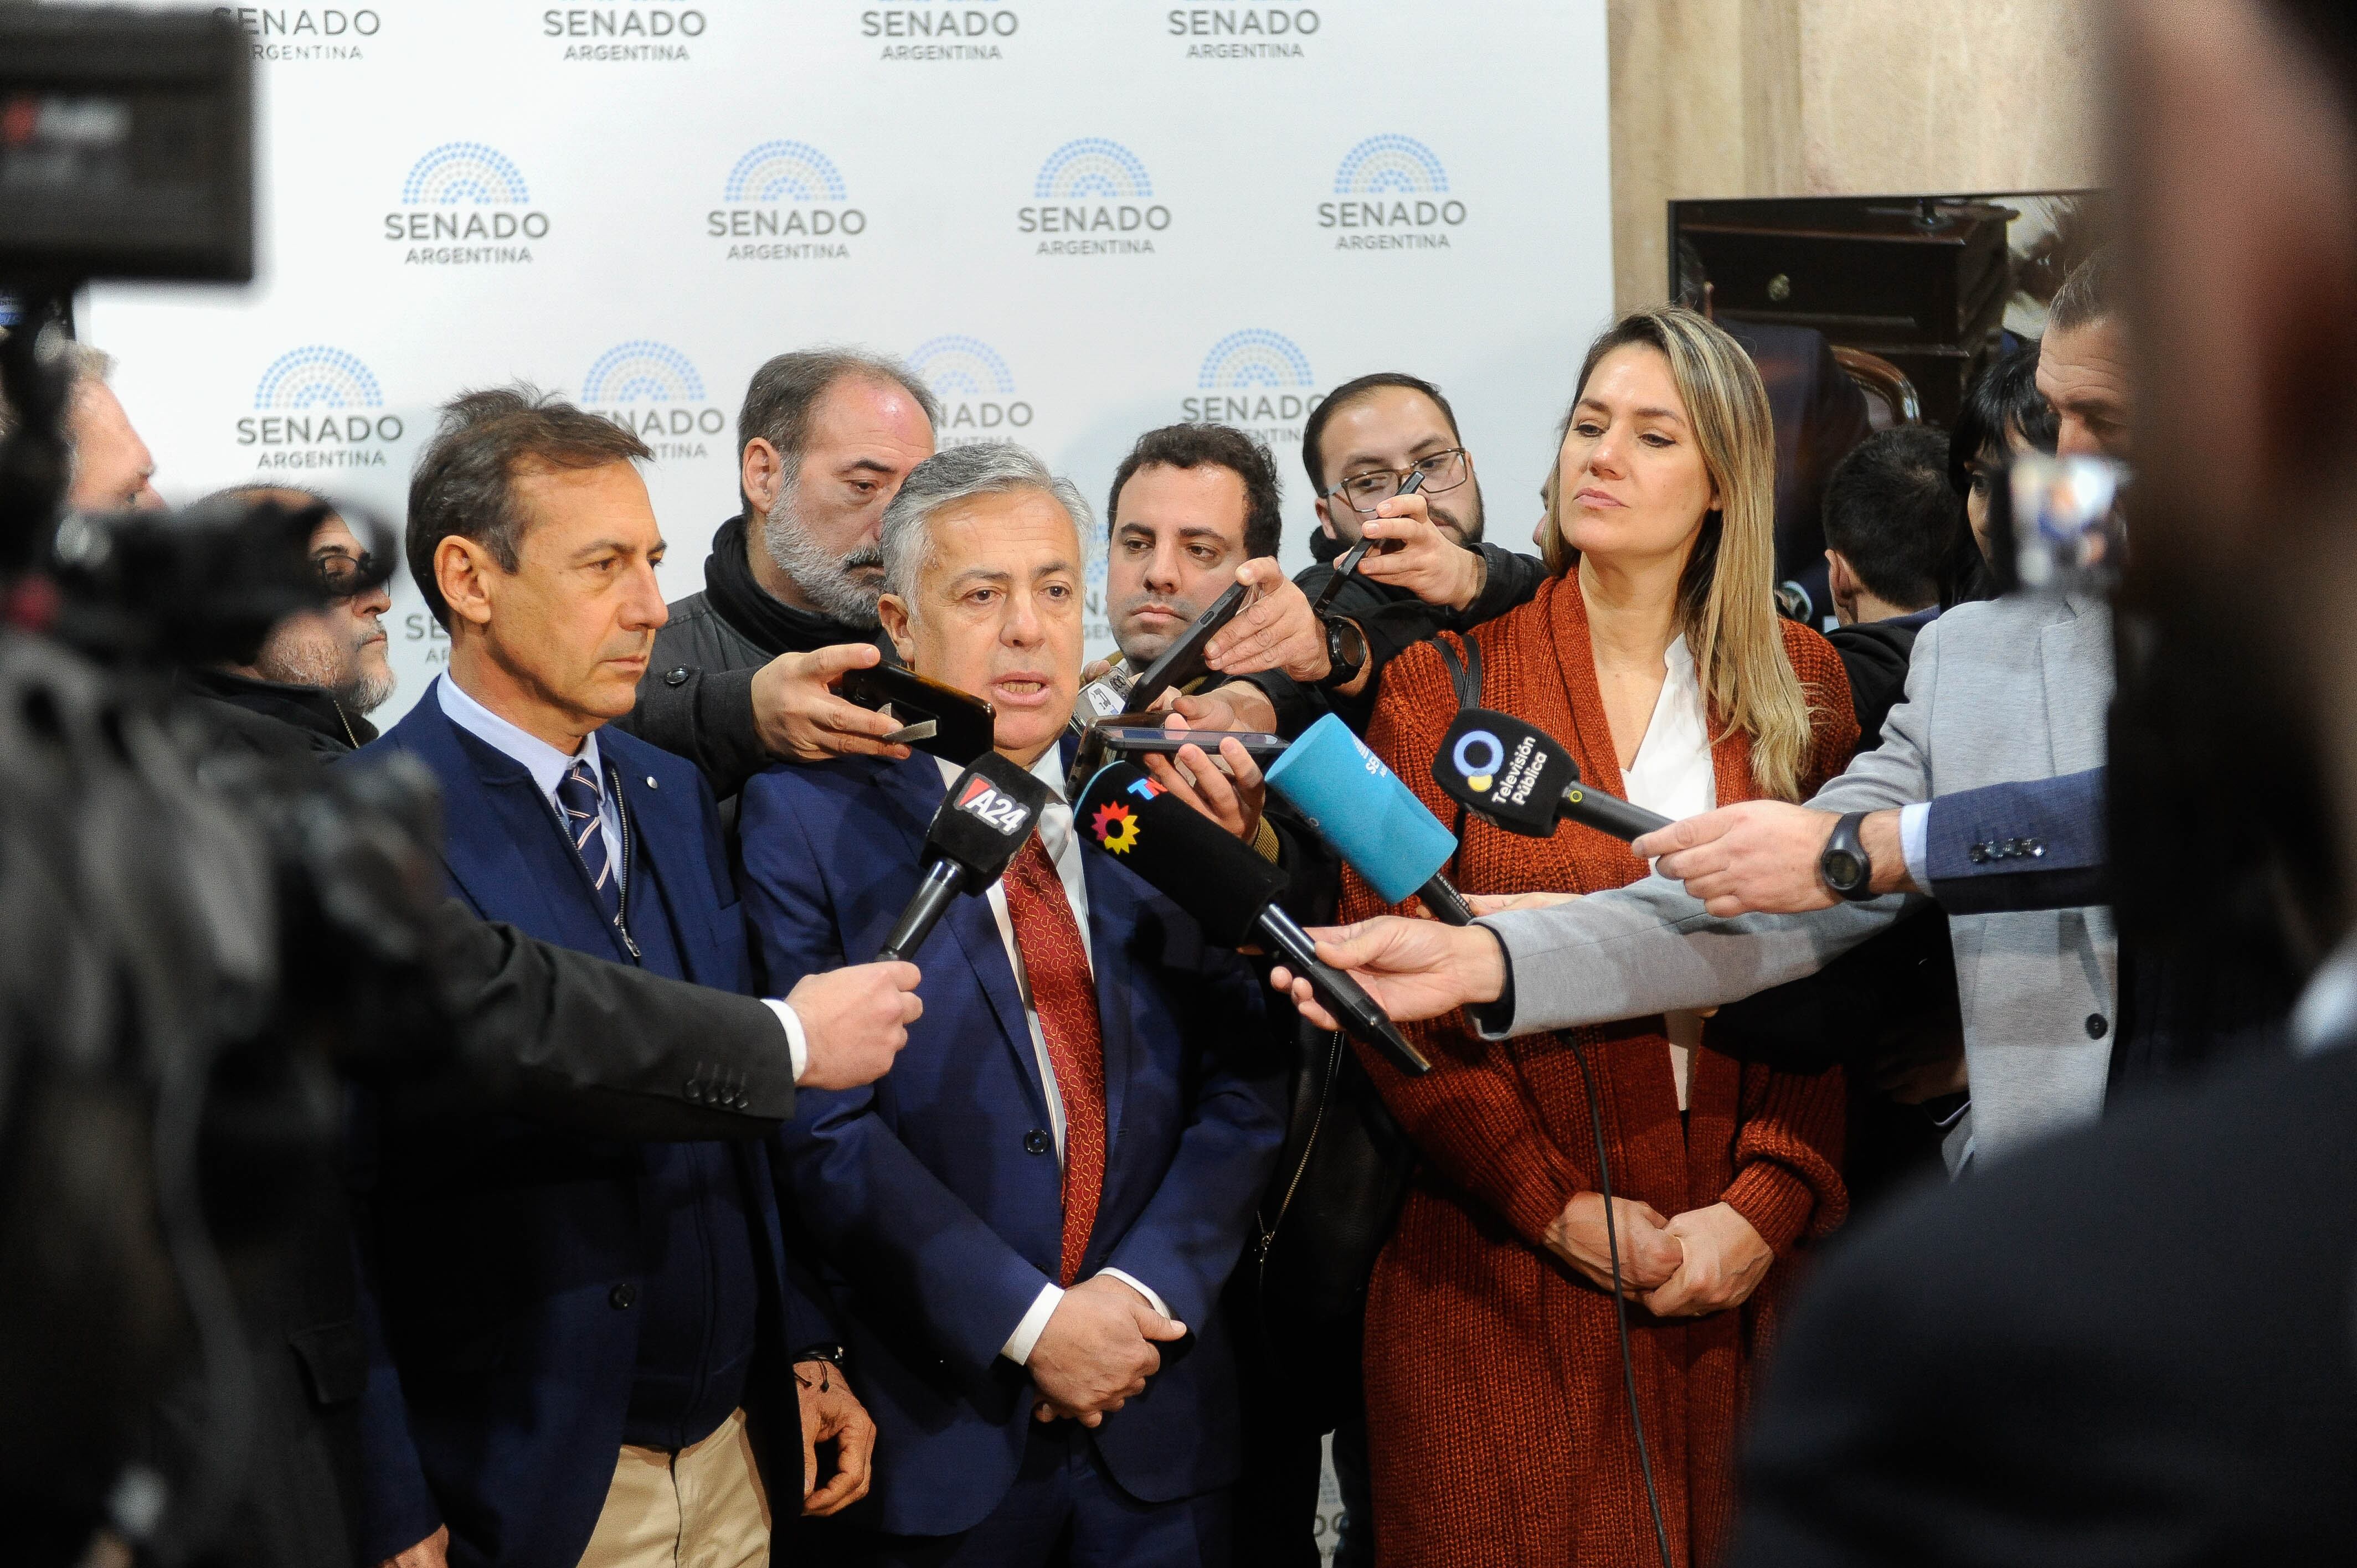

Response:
(361, 386), (915, 1568)
(621, 347), (941, 800)
(1820, 427), (1963, 740)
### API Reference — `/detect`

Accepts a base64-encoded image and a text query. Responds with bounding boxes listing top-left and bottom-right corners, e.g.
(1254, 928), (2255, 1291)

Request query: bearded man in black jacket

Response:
(620, 348), (942, 800)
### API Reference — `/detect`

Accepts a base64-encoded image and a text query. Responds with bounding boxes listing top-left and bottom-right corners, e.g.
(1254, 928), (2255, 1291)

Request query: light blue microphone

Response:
(1264, 713), (1475, 925)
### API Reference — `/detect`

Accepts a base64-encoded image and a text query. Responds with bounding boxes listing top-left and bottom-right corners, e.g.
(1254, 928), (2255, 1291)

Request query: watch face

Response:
(1823, 849), (1864, 889)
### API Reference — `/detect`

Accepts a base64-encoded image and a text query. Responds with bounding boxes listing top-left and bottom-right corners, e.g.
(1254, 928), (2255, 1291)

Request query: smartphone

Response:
(1094, 724), (1289, 763)
(1988, 452), (2128, 597)
(1311, 468), (1427, 614)
(837, 663), (997, 764)
(1124, 579), (1253, 714)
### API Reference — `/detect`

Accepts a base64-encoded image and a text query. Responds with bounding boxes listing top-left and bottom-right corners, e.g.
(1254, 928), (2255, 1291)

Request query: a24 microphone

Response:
(1263, 713), (1475, 925)
(875, 752), (1054, 962)
(1073, 761), (1431, 1076)
(1432, 709), (1672, 842)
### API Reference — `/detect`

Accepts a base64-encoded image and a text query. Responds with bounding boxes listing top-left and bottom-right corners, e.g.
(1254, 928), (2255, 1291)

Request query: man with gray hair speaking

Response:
(620, 347), (942, 800)
(738, 441), (1284, 1567)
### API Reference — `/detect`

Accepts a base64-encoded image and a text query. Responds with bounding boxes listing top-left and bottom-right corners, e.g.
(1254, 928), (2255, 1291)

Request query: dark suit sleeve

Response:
(409, 899), (795, 1137)
(739, 772), (1059, 1384)
(1923, 767), (2108, 914)
(615, 662), (771, 803)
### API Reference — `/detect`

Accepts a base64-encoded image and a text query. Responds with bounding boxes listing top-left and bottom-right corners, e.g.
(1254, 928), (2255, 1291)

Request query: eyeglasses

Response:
(315, 548), (379, 599)
(1328, 448), (1471, 515)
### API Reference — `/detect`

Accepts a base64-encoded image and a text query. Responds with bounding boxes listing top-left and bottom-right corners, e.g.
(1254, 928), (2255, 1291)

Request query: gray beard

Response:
(254, 621), (394, 714)
(760, 487), (883, 627)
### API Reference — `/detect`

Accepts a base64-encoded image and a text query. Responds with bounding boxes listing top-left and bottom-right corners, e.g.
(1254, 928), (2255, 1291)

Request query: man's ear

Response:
(435, 535), (498, 630)
(876, 592), (917, 664)
(1824, 549), (1856, 602)
(742, 437), (785, 518)
(1313, 495), (1337, 540)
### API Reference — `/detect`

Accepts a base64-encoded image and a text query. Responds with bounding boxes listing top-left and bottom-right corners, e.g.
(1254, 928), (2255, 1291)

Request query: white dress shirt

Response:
(1621, 636), (1718, 1111)
(435, 674), (809, 1081)
(932, 751), (1174, 1364)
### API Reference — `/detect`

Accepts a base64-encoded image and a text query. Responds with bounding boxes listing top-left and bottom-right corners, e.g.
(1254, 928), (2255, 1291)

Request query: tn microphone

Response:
(1263, 713), (1474, 925)
(1072, 761), (1431, 1077)
(1431, 708), (1673, 842)
(876, 752), (1054, 962)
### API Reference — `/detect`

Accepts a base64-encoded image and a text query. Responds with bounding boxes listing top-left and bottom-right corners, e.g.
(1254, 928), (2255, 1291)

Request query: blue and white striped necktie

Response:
(557, 757), (622, 929)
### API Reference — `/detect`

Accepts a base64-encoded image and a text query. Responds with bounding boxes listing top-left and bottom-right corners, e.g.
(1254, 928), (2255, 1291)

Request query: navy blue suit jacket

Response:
(738, 746), (1285, 1537)
(1924, 766), (2108, 914)
(352, 683), (811, 1568)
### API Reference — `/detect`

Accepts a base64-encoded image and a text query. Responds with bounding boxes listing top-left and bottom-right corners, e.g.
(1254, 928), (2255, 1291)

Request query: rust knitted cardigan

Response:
(1342, 575), (1860, 1568)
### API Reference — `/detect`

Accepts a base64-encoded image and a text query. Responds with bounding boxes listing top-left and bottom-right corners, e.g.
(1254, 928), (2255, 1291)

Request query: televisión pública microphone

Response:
(876, 751), (1054, 962)
(1430, 708), (1673, 842)
(1263, 713), (1474, 925)
(1072, 761), (1431, 1077)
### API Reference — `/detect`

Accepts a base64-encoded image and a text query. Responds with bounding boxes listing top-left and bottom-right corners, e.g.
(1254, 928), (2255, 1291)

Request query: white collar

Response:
(436, 673), (605, 803)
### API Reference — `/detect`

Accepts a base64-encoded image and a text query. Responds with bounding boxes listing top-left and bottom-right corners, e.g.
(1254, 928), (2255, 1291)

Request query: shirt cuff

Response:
(1898, 801), (1931, 890)
(1001, 1282), (1064, 1365)
(763, 998), (810, 1085)
(1098, 1268), (1172, 1322)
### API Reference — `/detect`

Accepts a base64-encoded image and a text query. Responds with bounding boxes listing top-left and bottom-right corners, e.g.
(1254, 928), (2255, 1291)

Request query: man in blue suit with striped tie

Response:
(358, 388), (921, 1568)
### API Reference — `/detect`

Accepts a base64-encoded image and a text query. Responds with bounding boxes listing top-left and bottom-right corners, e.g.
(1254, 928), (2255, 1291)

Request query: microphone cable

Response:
(1568, 1034), (1676, 1568)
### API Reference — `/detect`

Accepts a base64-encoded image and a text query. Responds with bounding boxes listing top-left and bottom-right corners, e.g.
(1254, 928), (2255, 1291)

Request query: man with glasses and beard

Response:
(621, 348), (942, 801)
(1185, 372), (1547, 739)
(186, 484), (399, 758)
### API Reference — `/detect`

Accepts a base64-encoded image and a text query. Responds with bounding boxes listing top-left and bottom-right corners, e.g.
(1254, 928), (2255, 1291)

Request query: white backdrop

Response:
(89, 0), (1614, 727)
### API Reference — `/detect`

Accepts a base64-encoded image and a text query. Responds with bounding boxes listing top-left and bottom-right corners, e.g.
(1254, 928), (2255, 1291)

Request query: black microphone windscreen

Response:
(927, 751), (1055, 891)
(1433, 709), (1581, 837)
(1073, 761), (1286, 946)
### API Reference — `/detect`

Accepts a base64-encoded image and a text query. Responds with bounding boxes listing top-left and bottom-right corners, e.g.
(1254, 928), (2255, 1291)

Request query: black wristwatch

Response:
(792, 1342), (847, 1365)
(1319, 616), (1368, 689)
(1818, 811), (1876, 901)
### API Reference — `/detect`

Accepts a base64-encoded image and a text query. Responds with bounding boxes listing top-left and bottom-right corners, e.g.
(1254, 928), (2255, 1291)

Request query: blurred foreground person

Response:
(739, 444), (1285, 1567)
(1342, 308), (1856, 1568)
(1733, 1), (2357, 1560)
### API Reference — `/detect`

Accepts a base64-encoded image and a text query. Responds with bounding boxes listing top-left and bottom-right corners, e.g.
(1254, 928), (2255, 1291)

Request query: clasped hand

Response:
(1545, 1195), (1771, 1319)
(1026, 1276), (1188, 1428)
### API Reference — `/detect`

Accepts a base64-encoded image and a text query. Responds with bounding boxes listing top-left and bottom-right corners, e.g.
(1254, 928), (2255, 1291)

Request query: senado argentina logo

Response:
(1181, 329), (1321, 445)
(237, 346), (404, 471)
(217, 6), (382, 66)
(543, 0), (706, 63)
(867, 0), (1018, 63)
(1321, 135), (1466, 251)
(1021, 139), (1169, 257)
(1164, 5), (1318, 60)
(709, 141), (864, 262)
(908, 336), (1035, 447)
(385, 143), (549, 267)
(579, 341), (727, 460)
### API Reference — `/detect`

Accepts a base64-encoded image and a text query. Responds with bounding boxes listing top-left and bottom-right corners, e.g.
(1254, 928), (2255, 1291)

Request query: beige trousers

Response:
(574, 1406), (773, 1568)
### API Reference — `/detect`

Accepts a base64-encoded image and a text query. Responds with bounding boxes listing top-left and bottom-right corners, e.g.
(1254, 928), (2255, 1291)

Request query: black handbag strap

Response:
(1433, 636), (1482, 854)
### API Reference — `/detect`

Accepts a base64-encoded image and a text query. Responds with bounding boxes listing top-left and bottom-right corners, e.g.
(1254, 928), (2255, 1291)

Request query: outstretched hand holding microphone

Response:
(1268, 709), (1670, 1034)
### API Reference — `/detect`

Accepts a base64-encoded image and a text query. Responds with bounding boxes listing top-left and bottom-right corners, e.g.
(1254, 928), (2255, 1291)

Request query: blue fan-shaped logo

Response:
(908, 336), (1015, 399)
(1333, 135), (1449, 197)
(724, 141), (848, 203)
(254, 345), (383, 410)
(402, 142), (532, 205)
(1197, 330), (1314, 391)
(1034, 138), (1152, 202)
(581, 341), (706, 404)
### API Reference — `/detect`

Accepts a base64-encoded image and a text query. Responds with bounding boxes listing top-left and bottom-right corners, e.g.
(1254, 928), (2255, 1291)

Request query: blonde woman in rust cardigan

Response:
(1342, 307), (1859, 1568)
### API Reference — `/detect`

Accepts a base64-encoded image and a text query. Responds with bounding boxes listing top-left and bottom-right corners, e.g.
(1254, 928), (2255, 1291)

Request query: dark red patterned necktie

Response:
(1001, 830), (1105, 1287)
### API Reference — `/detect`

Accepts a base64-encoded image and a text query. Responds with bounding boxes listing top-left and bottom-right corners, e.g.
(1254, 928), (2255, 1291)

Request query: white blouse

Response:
(1619, 633), (1717, 1110)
